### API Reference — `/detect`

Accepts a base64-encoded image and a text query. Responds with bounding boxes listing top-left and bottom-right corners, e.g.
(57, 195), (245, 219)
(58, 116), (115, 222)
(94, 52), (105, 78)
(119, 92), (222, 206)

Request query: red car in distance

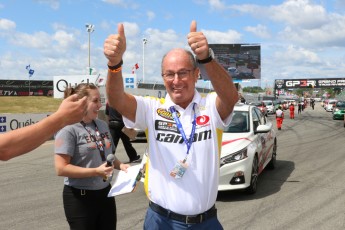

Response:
(251, 101), (268, 116)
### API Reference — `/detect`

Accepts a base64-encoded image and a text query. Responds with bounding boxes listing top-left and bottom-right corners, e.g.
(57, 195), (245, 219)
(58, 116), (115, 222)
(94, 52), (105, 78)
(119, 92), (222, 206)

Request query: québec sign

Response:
(53, 75), (99, 98)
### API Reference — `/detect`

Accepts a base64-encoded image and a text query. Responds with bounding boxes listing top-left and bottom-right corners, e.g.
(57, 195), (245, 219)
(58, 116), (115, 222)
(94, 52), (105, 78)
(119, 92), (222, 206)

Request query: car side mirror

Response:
(254, 124), (271, 134)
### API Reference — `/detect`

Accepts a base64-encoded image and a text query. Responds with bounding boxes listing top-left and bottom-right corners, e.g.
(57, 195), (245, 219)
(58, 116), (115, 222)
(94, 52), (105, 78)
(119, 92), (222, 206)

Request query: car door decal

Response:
(222, 137), (251, 146)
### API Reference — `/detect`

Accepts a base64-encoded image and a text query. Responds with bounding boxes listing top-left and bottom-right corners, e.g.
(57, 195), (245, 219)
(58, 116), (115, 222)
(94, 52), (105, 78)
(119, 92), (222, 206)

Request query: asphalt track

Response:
(1, 102), (345, 230)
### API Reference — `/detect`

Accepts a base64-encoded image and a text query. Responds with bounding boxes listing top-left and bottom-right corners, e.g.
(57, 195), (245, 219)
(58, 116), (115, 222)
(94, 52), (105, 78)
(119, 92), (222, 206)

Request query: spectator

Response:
(105, 103), (140, 162)
(103, 21), (238, 229)
(289, 103), (295, 119)
(275, 106), (284, 130)
(54, 83), (130, 229)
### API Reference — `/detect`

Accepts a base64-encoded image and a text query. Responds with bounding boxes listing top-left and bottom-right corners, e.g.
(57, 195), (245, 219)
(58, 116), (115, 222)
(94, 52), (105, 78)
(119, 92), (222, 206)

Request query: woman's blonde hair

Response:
(63, 83), (98, 99)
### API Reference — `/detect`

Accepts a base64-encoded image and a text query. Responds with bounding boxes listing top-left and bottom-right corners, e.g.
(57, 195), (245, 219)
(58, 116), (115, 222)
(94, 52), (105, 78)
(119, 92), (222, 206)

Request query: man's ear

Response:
(195, 68), (200, 83)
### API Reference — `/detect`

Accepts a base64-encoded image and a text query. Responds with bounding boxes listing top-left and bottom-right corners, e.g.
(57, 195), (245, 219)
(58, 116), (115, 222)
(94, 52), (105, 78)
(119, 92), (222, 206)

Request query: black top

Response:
(105, 103), (123, 123)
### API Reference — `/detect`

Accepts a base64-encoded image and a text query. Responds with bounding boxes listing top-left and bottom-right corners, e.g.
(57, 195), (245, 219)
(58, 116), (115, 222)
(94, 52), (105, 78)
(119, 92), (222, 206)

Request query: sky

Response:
(1, 0), (345, 88)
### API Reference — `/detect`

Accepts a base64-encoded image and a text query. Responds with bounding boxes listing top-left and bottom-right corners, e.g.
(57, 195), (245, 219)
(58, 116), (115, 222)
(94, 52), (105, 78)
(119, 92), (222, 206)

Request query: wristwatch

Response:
(197, 48), (214, 64)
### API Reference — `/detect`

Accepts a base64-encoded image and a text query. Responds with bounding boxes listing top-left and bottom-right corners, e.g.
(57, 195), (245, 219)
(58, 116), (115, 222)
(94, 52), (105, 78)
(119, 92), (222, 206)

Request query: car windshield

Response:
(224, 111), (249, 133)
(264, 101), (272, 106)
(253, 102), (263, 107)
(336, 101), (345, 107)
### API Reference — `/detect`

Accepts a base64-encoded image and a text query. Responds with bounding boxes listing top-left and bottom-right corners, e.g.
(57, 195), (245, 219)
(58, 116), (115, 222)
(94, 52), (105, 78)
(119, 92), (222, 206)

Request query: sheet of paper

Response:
(108, 164), (142, 197)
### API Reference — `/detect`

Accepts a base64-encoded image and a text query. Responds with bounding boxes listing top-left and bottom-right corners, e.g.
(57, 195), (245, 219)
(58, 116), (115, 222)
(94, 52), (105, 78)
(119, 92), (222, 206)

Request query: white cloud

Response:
(102, 0), (125, 5)
(9, 31), (51, 49)
(102, 0), (139, 9)
(35, 0), (60, 10)
(123, 22), (140, 37)
(0, 18), (16, 31)
(245, 24), (271, 39)
(269, 0), (328, 29)
(208, 0), (226, 10)
(278, 12), (345, 48)
(100, 20), (112, 32)
(53, 30), (79, 49)
(228, 0), (345, 48)
(275, 45), (321, 65)
(203, 29), (242, 44)
(147, 11), (155, 21)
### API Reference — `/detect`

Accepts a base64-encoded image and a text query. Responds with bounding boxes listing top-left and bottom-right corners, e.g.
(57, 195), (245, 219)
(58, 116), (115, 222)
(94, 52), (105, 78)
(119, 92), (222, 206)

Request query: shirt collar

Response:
(164, 89), (201, 110)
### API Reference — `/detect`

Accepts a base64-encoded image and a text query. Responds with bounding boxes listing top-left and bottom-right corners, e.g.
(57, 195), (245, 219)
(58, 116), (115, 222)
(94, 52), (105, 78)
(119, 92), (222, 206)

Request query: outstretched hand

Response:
(187, 20), (209, 60)
(104, 23), (127, 66)
(57, 94), (87, 126)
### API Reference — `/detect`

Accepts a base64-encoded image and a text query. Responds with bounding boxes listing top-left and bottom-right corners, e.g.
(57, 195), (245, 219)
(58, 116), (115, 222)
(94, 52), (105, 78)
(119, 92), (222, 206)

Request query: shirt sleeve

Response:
(206, 92), (233, 128)
(54, 126), (76, 157)
(123, 96), (149, 130)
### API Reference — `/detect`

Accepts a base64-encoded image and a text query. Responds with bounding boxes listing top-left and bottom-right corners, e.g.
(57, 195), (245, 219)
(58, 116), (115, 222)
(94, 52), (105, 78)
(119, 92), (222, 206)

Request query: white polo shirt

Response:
(123, 90), (231, 215)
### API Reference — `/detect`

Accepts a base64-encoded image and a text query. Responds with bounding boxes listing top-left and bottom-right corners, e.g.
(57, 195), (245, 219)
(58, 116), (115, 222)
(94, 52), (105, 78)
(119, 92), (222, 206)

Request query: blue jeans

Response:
(143, 206), (223, 230)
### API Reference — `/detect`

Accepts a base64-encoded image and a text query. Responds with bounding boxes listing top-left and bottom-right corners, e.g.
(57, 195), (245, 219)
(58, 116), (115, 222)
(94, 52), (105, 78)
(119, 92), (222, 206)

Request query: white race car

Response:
(219, 104), (277, 194)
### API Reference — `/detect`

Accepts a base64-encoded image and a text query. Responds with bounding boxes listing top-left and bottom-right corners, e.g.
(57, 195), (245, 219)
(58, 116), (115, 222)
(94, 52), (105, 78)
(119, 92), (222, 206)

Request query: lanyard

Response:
(80, 120), (106, 161)
(169, 103), (196, 162)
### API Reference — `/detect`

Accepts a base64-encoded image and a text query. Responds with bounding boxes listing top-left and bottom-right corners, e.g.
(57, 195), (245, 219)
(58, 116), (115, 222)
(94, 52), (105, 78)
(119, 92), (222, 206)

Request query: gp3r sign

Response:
(285, 80), (316, 88)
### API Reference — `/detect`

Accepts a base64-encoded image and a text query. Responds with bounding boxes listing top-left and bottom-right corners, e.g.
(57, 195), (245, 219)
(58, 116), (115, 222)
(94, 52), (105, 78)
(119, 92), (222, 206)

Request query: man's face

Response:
(162, 49), (199, 109)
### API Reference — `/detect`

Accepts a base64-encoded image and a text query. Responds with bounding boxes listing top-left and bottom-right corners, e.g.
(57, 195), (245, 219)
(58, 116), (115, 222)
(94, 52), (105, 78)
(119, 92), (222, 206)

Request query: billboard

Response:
(275, 78), (345, 89)
(53, 74), (138, 98)
(53, 75), (102, 98)
(206, 44), (261, 80)
(0, 80), (53, 96)
(0, 113), (52, 133)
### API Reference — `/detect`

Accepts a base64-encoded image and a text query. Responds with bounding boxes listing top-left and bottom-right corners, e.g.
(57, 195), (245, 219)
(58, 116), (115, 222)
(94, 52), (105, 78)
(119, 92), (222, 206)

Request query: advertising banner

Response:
(275, 78), (345, 89)
(53, 75), (100, 98)
(0, 113), (52, 133)
(203, 44), (261, 80)
(0, 80), (53, 96)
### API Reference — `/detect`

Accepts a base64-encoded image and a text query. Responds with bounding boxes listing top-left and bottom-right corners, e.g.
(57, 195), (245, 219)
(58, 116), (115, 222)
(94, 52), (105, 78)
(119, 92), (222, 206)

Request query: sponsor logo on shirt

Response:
(155, 120), (178, 133)
(156, 129), (212, 144)
(156, 108), (177, 121)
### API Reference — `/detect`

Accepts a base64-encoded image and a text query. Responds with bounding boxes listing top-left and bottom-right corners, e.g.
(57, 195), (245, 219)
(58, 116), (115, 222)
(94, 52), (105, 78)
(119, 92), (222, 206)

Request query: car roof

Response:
(233, 103), (253, 112)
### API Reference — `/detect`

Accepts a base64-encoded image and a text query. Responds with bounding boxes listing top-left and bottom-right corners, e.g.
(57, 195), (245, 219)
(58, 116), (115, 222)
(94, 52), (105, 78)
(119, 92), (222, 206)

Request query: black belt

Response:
(149, 201), (217, 224)
(109, 120), (123, 124)
(64, 185), (111, 197)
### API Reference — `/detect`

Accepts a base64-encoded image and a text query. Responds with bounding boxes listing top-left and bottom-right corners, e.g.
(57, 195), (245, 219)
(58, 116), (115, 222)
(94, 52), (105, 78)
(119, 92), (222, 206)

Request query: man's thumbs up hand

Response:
(104, 23), (127, 66)
(187, 20), (209, 60)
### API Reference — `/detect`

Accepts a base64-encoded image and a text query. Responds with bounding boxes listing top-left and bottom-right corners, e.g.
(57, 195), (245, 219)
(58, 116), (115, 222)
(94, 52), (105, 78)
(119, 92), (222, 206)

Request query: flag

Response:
(26, 64), (35, 78)
(28, 69), (35, 77)
(132, 63), (139, 74)
(0, 125), (6, 133)
(95, 74), (105, 86)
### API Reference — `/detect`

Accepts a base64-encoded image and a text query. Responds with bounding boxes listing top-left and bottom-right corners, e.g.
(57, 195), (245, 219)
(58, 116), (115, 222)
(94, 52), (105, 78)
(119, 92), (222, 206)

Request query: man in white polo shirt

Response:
(104, 20), (238, 229)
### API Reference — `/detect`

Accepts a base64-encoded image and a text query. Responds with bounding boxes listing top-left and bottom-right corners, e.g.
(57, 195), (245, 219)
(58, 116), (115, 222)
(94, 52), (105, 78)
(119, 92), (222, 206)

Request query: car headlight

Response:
(220, 147), (248, 167)
(334, 108), (339, 112)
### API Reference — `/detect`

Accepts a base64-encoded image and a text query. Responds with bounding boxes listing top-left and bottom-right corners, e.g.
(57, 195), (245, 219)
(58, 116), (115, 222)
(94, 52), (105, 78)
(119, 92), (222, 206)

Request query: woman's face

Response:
(83, 89), (102, 123)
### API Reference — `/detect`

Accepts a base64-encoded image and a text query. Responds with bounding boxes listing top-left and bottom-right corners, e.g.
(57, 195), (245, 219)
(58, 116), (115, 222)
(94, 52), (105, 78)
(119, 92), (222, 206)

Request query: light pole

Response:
(85, 24), (95, 75)
(142, 38), (148, 83)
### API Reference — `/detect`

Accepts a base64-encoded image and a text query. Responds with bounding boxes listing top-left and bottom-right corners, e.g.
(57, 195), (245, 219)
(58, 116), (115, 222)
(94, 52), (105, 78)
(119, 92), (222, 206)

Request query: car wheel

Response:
(245, 155), (259, 194)
(267, 138), (277, 170)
